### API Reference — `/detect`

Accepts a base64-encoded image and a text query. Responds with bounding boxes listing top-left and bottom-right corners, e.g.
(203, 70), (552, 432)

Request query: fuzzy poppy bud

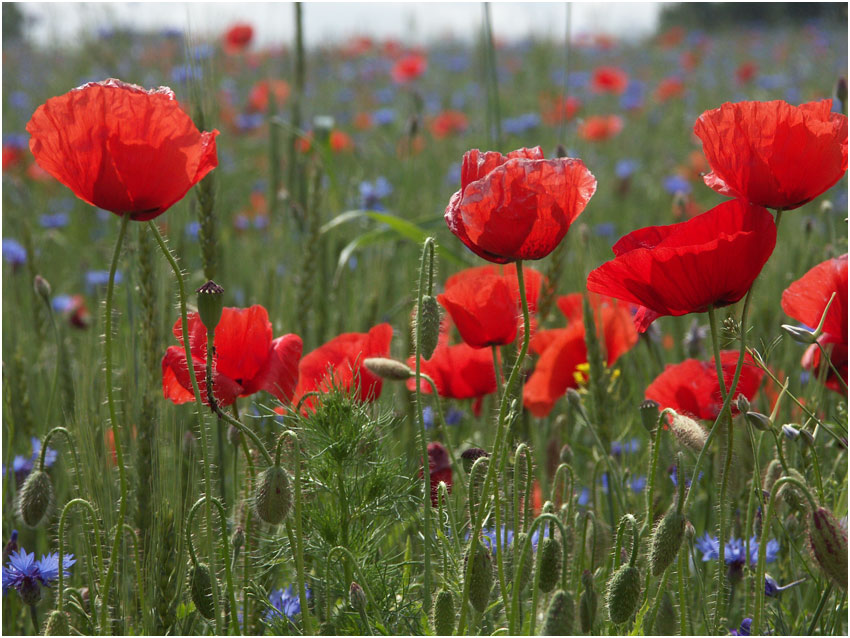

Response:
(649, 507), (686, 577)
(415, 295), (441, 360)
(33, 275), (52, 301)
(538, 536), (562, 593)
(670, 412), (708, 452)
(196, 280), (224, 331)
(649, 591), (677, 636)
(466, 540), (494, 613)
(363, 357), (412, 381)
(746, 411), (773, 431)
(254, 465), (293, 525)
(189, 562), (215, 619)
(460, 447), (489, 474)
(606, 564), (641, 624)
(808, 506), (848, 589)
(18, 469), (54, 527)
(543, 589), (575, 635)
(762, 459), (783, 494)
(778, 469), (808, 512)
(508, 532), (532, 587)
(559, 444), (573, 465)
(432, 589), (455, 635)
(566, 388), (583, 411)
(349, 582), (367, 611)
(227, 424), (241, 447)
(735, 394), (751, 414)
(43, 610), (71, 636)
(639, 399), (660, 432)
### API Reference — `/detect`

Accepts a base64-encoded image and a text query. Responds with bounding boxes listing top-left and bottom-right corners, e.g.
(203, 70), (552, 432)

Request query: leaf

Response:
(333, 229), (391, 284)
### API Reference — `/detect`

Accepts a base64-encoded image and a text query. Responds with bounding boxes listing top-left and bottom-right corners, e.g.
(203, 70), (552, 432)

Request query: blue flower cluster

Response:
(267, 584), (311, 621)
(695, 532), (779, 566)
(2, 547), (75, 604)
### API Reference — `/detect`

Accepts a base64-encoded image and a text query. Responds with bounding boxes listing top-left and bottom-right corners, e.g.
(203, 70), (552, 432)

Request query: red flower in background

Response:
(2, 143), (25, 172)
(523, 293), (638, 417)
(587, 200), (777, 333)
(224, 23), (254, 53)
(247, 79), (290, 113)
(735, 61), (758, 84)
(445, 146), (596, 264)
(655, 77), (685, 102)
(694, 100), (848, 210)
(541, 94), (581, 125)
(430, 111), (468, 139)
(27, 79), (219, 222)
(421, 441), (452, 507)
(162, 306), (302, 407)
(645, 351), (764, 421)
(294, 323), (393, 409)
(391, 53), (427, 83)
(590, 66), (629, 94)
(782, 254), (848, 392)
(577, 115), (623, 141)
(330, 130), (354, 152)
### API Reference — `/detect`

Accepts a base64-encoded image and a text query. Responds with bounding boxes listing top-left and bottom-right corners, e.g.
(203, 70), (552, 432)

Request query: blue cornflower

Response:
(359, 177), (393, 210)
(267, 584), (311, 620)
(39, 213), (70, 229)
(594, 222), (616, 238)
(5, 438), (58, 482)
(192, 44), (214, 61)
(171, 65), (202, 84)
(620, 81), (646, 110)
(2, 548), (75, 605)
(669, 465), (702, 488)
(730, 618), (752, 636)
(502, 113), (541, 135)
(695, 532), (720, 561)
(373, 87), (396, 104)
(235, 112), (265, 132)
(696, 533), (779, 566)
(9, 91), (30, 110)
(52, 295), (74, 313)
(2, 239), (27, 267)
(662, 174), (692, 195)
(422, 405), (435, 430)
(627, 476), (647, 492)
(615, 159), (638, 179)
(185, 221), (200, 239)
(85, 270), (122, 293)
(749, 536), (779, 565)
(372, 108), (397, 126)
(445, 162), (462, 186)
(577, 487), (590, 506)
(611, 438), (640, 457)
(445, 407), (464, 426)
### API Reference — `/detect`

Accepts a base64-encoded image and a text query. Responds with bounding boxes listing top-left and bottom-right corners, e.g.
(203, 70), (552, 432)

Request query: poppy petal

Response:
(243, 333), (303, 403)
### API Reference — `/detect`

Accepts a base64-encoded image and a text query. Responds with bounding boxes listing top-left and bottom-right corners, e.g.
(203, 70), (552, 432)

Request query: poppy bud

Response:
(466, 540), (494, 613)
(349, 582), (367, 611)
(43, 609), (71, 635)
(649, 507), (686, 576)
(189, 562), (216, 619)
(432, 589), (455, 635)
(460, 447), (489, 474)
(670, 412), (708, 452)
(543, 589), (575, 635)
(684, 520), (695, 541)
(559, 444), (573, 465)
(196, 281), (224, 331)
(415, 295), (441, 360)
(555, 143), (568, 158)
(762, 459), (783, 494)
(639, 399), (660, 432)
(227, 424), (241, 447)
(566, 388), (584, 411)
(363, 357), (412, 381)
(606, 564), (641, 624)
(33, 275), (51, 301)
(735, 394), (751, 414)
(579, 580), (597, 634)
(507, 532), (532, 587)
(648, 591), (677, 636)
(746, 411), (773, 431)
(778, 469), (808, 512)
(538, 536), (562, 593)
(808, 506), (848, 589)
(18, 469), (54, 527)
(781, 424), (800, 440)
(254, 465), (293, 525)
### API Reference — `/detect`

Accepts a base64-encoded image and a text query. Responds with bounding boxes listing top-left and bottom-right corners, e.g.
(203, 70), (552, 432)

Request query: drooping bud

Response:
(735, 394), (751, 415)
(189, 562), (215, 619)
(781, 324), (818, 344)
(363, 357), (412, 381)
(18, 469), (54, 527)
(33, 275), (52, 301)
(461, 447), (489, 474)
(415, 295), (441, 360)
(466, 540), (494, 614)
(254, 465), (293, 525)
(648, 591), (678, 636)
(639, 400), (660, 432)
(745, 411), (773, 432)
(579, 570), (597, 633)
(538, 536), (563, 593)
(543, 589), (575, 635)
(43, 610), (71, 636)
(808, 506), (848, 589)
(432, 589), (455, 635)
(670, 412), (708, 453)
(606, 564), (641, 624)
(778, 469), (808, 512)
(649, 507), (686, 577)
(196, 281), (224, 331)
(349, 582), (367, 611)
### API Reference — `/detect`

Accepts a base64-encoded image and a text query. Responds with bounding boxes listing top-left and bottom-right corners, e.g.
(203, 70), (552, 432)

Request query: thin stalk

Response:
(121, 523), (147, 627)
(482, 3), (502, 147)
(58, 499), (103, 615)
(807, 584), (834, 634)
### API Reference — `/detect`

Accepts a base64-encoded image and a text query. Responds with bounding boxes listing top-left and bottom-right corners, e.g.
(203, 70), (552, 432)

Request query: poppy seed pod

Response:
(670, 413), (708, 453)
(543, 589), (575, 635)
(18, 469), (54, 527)
(363, 357), (412, 381)
(189, 562), (215, 619)
(639, 399), (660, 432)
(415, 295), (441, 360)
(432, 589), (455, 635)
(196, 281), (224, 331)
(254, 465), (293, 525)
(606, 564), (641, 624)
(466, 540), (494, 614)
(649, 507), (686, 577)
(808, 506), (848, 589)
(43, 610), (71, 636)
(538, 536), (563, 593)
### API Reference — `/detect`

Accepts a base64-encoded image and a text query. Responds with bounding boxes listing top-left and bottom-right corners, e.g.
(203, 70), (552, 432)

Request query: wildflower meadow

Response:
(2, 3), (848, 636)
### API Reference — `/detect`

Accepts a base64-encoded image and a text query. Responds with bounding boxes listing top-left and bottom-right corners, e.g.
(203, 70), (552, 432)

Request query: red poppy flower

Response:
(586, 199), (777, 333)
(523, 293), (638, 417)
(590, 66), (629, 94)
(658, 26), (686, 48)
(224, 23), (253, 52)
(329, 130), (354, 153)
(27, 79), (219, 222)
(782, 254), (848, 392)
(294, 323), (393, 409)
(2, 144), (25, 172)
(694, 100), (848, 210)
(162, 305), (302, 408)
(578, 115), (623, 141)
(655, 77), (685, 102)
(430, 110), (469, 139)
(541, 94), (581, 125)
(247, 79), (290, 113)
(645, 351), (764, 421)
(391, 53), (427, 84)
(735, 62), (758, 85)
(445, 146), (597, 264)
(420, 441), (452, 507)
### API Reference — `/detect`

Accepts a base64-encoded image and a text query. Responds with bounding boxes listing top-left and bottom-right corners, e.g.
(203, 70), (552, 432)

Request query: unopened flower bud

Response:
(555, 143), (568, 158)
(559, 444), (573, 465)
(649, 507), (686, 577)
(779, 469), (808, 512)
(670, 412), (708, 452)
(19, 576), (42, 605)
(228, 424), (241, 447)
(762, 459), (783, 494)
(782, 424), (800, 440)
(808, 506), (848, 589)
(432, 589), (455, 635)
(414, 295), (441, 360)
(538, 536), (563, 593)
(189, 562), (216, 619)
(543, 589), (575, 635)
(349, 582), (367, 611)
(196, 281), (224, 331)
(579, 574), (597, 633)
(43, 609), (71, 635)
(33, 275), (51, 301)
(460, 447), (489, 474)
(254, 465), (293, 525)
(649, 591), (678, 636)
(735, 394), (751, 414)
(466, 540), (494, 613)
(364, 357), (412, 381)
(835, 76), (847, 113)
(606, 564), (641, 624)
(684, 520), (695, 541)
(18, 469), (54, 527)
(782, 324), (818, 344)
(313, 115), (335, 143)
(746, 411), (773, 431)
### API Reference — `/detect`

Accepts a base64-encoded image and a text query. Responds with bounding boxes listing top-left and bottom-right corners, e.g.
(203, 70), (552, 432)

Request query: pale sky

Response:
(18, 2), (666, 48)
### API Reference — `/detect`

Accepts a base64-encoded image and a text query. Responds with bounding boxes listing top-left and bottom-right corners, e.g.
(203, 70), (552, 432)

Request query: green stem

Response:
(807, 584), (834, 634)
(677, 544), (690, 635)
(99, 211), (131, 634)
(121, 523), (147, 628)
(420, 373), (467, 496)
(815, 341), (849, 393)
(641, 409), (674, 538)
(325, 546), (385, 627)
(58, 499), (104, 615)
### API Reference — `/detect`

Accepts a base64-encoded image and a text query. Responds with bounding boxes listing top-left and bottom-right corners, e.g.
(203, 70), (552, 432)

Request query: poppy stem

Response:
(491, 345), (504, 397)
(100, 211), (131, 634)
(58, 498), (103, 615)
